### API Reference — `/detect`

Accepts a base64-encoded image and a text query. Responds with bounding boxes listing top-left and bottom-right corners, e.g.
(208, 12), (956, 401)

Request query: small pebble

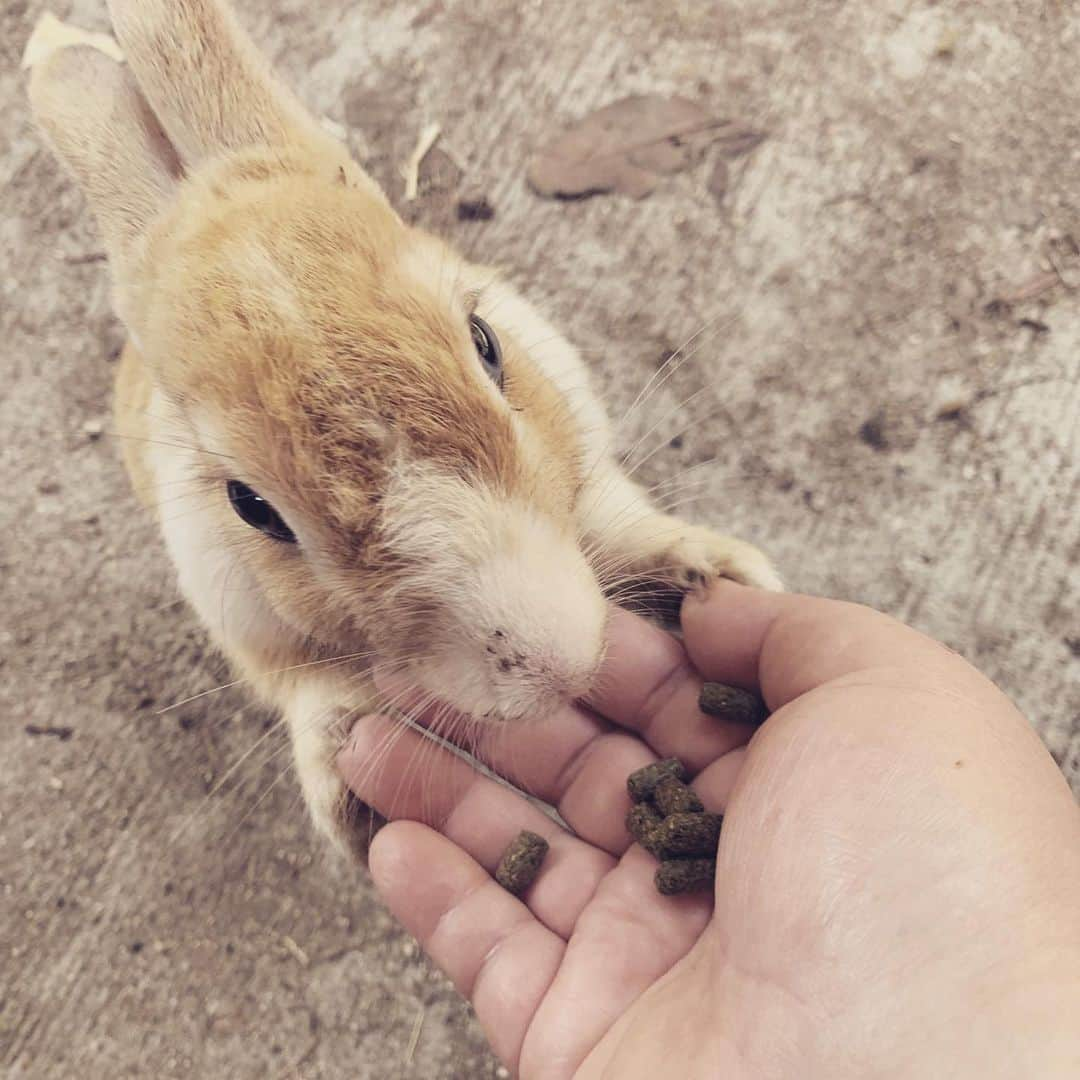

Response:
(699, 682), (767, 726)
(495, 831), (548, 896)
(626, 758), (687, 803)
(653, 774), (704, 816)
(655, 858), (716, 896)
(647, 812), (722, 858)
(457, 196), (495, 221)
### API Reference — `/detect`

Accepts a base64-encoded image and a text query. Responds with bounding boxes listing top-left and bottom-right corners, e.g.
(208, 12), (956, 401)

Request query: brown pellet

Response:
(655, 857), (716, 896)
(626, 757), (687, 803)
(699, 682), (768, 726)
(647, 812), (723, 858)
(625, 802), (665, 852)
(495, 831), (549, 895)
(653, 774), (705, 816)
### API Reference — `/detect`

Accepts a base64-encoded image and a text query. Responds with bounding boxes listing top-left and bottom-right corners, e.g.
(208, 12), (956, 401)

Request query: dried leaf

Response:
(22, 12), (124, 70)
(707, 158), (730, 203)
(528, 94), (739, 199)
(714, 126), (767, 159)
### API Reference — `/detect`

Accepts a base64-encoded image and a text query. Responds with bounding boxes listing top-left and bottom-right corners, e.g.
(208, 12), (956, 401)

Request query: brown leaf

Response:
(527, 94), (746, 199)
(714, 126), (767, 159)
(707, 158), (730, 203)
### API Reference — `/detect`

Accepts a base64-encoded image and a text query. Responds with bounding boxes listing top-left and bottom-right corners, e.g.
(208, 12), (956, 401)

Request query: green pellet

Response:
(699, 682), (768, 726)
(626, 757), (687, 803)
(495, 831), (549, 895)
(626, 802), (666, 854)
(647, 811), (723, 858)
(653, 774), (704, 816)
(655, 857), (716, 896)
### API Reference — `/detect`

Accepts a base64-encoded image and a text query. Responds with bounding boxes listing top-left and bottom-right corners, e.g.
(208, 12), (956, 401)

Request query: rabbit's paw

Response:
(616, 518), (783, 615)
(288, 688), (386, 863)
(659, 523), (783, 594)
(298, 753), (385, 863)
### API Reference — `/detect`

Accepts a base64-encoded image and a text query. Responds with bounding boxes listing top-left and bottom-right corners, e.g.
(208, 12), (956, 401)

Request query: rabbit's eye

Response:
(470, 315), (504, 390)
(227, 480), (296, 543)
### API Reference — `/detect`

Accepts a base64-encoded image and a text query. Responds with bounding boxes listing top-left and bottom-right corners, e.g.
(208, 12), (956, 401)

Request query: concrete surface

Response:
(3, 0), (1079, 1076)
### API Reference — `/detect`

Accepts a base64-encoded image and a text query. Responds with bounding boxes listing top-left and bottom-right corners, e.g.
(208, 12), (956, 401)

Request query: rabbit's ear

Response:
(107, 0), (362, 175)
(29, 45), (180, 299)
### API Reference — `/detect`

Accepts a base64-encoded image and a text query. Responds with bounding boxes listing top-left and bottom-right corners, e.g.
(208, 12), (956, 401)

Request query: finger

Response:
(681, 580), (968, 710)
(367, 690), (737, 857)
(691, 746), (747, 814)
(373, 675), (658, 854)
(514, 753), (747, 1075)
(518, 844), (714, 1078)
(476, 711), (658, 854)
(514, 751), (745, 1075)
(369, 822), (564, 1074)
(337, 714), (615, 937)
(586, 606), (758, 765)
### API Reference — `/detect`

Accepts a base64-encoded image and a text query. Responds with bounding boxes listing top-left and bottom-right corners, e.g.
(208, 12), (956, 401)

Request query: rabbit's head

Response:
(30, 0), (608, 723)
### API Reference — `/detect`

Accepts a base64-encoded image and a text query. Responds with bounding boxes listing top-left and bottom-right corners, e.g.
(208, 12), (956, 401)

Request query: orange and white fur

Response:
(29, 0), (781, 858)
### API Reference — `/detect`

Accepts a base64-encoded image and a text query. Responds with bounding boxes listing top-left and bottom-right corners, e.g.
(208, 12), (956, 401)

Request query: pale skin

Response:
(336, 582), (1080, 1079)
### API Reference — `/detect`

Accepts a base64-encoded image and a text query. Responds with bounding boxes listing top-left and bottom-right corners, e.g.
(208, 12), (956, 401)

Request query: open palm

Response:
(337, 584), (1080, 1079)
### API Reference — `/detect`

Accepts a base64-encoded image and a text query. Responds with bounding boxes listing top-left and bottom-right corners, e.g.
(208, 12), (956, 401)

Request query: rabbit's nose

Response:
(487, 628), (529, 675)
(487, 611), (604, 699)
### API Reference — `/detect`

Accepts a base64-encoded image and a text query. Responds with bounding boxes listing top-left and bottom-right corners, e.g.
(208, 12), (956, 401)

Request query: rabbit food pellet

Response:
(626, 802), (665, 851)
(653, 774), (705, 816)
(495, 830), (549, 895)
(656, 857), (717, 896)
(625, 757), (721, 895)
(626, 757), (687, 803)
(698, 681), (767, 726)
(647, 812), (723, 859)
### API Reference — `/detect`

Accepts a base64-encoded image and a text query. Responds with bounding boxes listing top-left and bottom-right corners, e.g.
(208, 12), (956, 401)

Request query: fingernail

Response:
(683, 578), (743, 611)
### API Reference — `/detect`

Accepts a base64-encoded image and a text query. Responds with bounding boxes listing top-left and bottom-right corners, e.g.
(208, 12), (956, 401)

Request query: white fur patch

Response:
(380, 464), (608, 720)
(146, 390), (290, 665)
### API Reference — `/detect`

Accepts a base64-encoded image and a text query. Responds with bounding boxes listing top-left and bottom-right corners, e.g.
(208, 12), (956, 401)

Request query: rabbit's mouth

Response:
(372, 637), (604, 731)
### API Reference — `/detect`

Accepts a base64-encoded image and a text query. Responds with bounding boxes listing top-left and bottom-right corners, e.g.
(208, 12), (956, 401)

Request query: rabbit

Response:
(29, 0), (782, 860)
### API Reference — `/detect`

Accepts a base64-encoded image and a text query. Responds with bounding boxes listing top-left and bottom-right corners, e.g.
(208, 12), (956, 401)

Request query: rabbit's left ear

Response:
(29, 44), (181, 325)
(106, 0), (384, 202)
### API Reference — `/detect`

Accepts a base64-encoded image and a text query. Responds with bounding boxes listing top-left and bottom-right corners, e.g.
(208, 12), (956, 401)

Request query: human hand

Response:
(336, 583), (1080, 1078)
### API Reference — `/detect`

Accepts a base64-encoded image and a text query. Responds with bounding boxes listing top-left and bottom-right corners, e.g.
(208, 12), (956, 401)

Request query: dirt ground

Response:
(3, 0), (1079, 1076)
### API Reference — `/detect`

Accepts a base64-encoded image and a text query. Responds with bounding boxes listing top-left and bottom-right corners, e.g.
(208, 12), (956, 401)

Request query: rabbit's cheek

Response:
(143, 414), (298, 664)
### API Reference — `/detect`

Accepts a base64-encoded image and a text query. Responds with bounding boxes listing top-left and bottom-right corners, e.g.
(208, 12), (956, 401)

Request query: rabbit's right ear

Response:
(29, 45), (180, 320)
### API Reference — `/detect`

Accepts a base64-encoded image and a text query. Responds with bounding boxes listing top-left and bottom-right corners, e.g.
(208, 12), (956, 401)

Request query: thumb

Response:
(681, 582), (979, 711)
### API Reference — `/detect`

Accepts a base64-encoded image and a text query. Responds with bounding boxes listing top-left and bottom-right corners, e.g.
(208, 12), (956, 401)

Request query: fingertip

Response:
(605, 604), (685, 662)
(680, 580), (788, 690)
(334, 712), (386, 787)
(367, 821), (487, 946)
(367, 819), (420, 890)
(680, 577), (751, 611)
(367, 821), (458, 926)
(682, 582), (950, 710)
(680, 577), (783, 618)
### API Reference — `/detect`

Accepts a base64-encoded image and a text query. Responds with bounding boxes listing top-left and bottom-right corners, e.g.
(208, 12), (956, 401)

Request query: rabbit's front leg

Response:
(283, 673), (384, 861)
(576, 460), (783, 612)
